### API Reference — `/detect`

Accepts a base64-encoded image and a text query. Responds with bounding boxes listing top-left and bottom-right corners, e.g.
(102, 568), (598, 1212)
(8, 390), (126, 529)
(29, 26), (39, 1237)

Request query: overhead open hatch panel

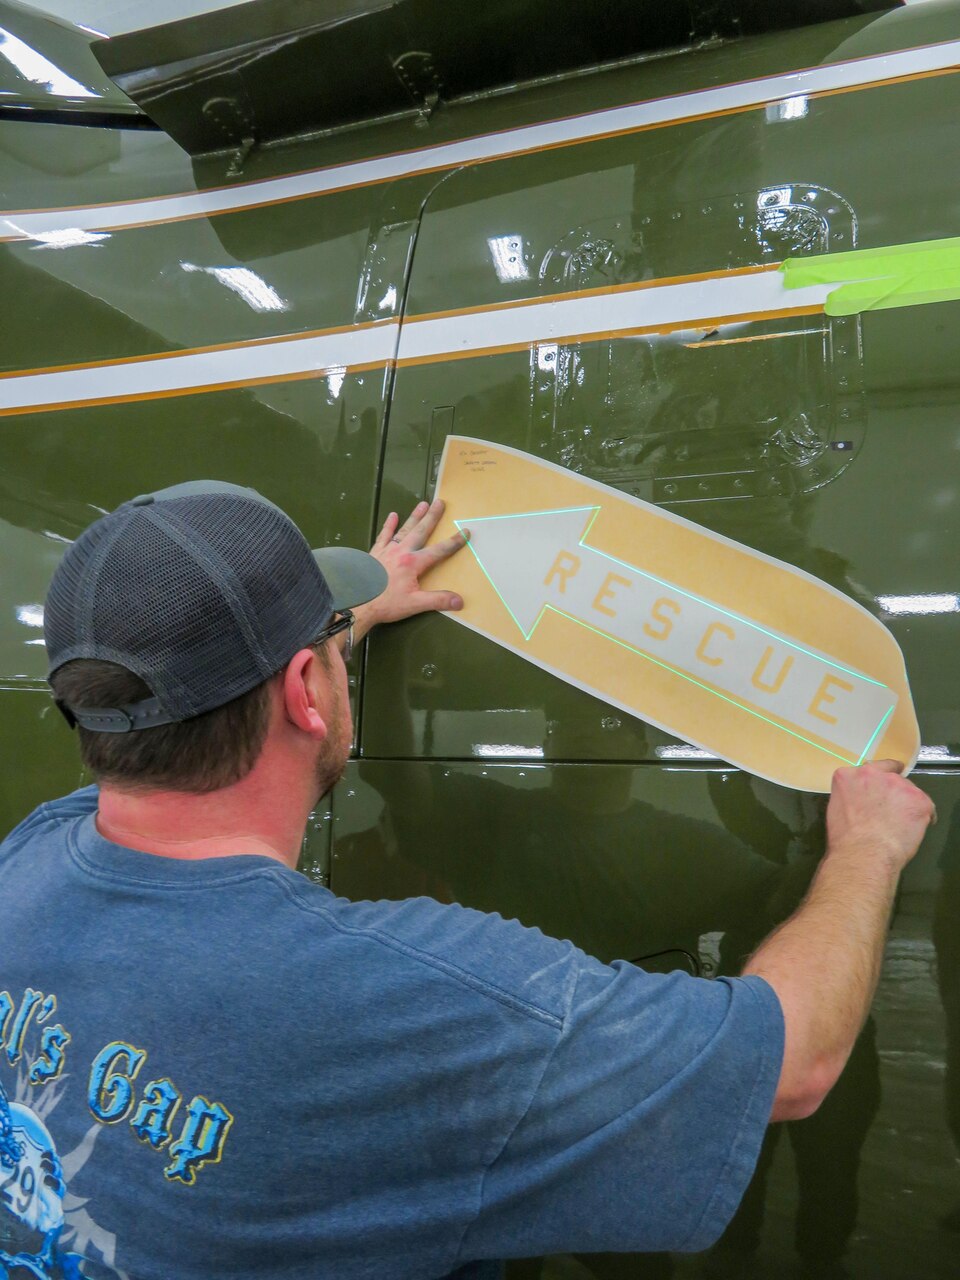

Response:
(90, 0), (900, 157)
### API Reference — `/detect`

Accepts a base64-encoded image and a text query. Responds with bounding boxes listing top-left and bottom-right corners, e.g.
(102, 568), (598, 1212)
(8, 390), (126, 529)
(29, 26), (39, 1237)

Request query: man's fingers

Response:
(372, 511), (399, 551)
(395, 500), (430, 542)
(404, 498), (447, 549)
(865, 759), (905, 774)
(421, 528), (469, 564)
(414, 589), (463, 613)
(388, 498), (457, 552)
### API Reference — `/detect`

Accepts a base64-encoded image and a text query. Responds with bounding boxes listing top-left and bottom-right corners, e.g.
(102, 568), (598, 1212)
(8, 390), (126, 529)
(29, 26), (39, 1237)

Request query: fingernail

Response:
(460, 527), (471, 541)
(451, 596), (464, 610)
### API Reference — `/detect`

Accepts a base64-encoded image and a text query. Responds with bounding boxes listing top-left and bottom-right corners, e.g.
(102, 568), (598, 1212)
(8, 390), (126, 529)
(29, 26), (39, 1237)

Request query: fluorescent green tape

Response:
(781, 236), (960, 316)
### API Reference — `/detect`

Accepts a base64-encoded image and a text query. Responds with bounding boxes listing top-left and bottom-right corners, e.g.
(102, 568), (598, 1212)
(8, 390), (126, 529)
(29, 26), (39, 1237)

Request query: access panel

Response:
(366, 164), (870, 764)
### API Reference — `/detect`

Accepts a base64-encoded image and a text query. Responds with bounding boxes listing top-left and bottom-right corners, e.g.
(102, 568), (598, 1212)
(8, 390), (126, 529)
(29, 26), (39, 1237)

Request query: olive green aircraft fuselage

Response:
(1, 0), (958, 1275)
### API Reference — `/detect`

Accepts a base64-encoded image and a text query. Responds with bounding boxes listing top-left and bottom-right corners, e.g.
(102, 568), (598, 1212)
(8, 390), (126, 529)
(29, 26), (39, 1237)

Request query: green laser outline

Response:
(455, 506), (898, 766)
(855, 703), (895, 767)
(458, 506), (886, 687)
(539, 603), (859, 766)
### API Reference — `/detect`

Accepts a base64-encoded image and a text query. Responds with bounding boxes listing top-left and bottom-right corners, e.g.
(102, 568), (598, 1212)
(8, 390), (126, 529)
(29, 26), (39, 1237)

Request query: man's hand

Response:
(352, 500), (468, 641)
(826, 759), (935, 874)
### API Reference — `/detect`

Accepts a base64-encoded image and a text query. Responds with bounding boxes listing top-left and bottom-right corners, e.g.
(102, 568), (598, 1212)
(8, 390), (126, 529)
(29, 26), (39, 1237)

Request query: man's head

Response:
(45, 481), (386, 796)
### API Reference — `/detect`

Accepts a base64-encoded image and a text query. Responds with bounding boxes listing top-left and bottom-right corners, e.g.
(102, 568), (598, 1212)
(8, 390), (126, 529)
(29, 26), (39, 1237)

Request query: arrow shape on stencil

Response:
(456, 505), (898, 767)
(455, 506), (599, 635)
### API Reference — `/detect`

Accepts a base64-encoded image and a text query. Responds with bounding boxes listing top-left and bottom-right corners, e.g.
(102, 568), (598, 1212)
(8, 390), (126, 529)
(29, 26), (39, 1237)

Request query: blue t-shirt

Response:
(0, 787), (783, 1279)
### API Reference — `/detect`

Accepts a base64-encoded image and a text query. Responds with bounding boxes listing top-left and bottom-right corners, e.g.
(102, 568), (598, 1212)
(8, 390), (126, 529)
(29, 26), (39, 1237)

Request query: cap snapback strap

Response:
(54, 696), (173, 734)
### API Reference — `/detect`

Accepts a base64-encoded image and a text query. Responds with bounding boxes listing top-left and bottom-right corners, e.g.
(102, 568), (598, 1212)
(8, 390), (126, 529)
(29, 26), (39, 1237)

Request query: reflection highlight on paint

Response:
(0, 27), (96, 98)
(765, 95), (809, 122)
(656, 745), (718, 760)
(488, 235), (530, 283)
(16, 604), (45, 648)
(325, 365), (346, 399)
(26, 228), (110, 251)
(181, 263), (289, 313)
(15, 605), (43, 628)
(877, 593), (960, 616)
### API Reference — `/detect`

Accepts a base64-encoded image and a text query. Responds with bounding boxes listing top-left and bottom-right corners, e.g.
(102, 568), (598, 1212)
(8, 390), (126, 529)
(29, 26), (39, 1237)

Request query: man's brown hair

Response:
(50, 660), (273, 794)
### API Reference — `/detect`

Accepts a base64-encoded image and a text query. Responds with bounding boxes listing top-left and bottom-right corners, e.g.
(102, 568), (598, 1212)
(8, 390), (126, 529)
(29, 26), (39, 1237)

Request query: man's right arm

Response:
(743, 760), (935, 1121)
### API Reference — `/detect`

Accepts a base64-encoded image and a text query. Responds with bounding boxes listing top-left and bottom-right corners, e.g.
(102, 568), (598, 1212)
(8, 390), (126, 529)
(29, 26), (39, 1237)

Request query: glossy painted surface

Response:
(367, 55), (960, 764)
(0, 0), (136, 113)
(1, 1), (958, 1275)
(92, 0), (889, 157)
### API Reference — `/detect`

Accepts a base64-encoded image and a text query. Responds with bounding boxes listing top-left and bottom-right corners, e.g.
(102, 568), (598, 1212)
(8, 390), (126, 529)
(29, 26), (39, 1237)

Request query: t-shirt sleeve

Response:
(458, 959), (783, 1261)
(0, 785), (99, 855)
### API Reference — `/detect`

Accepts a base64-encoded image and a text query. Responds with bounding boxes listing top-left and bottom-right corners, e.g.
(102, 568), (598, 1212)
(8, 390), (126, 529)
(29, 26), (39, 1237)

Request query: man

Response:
(0, 480), (933, 1280)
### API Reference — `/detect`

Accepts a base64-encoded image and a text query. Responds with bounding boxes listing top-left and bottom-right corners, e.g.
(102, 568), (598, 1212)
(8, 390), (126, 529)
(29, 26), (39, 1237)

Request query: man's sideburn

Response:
(314, 654), (351, 802)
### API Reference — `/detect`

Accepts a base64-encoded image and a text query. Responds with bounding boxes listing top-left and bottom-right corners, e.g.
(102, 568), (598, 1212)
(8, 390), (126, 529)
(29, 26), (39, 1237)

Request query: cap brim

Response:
(312, 547), (388, 612)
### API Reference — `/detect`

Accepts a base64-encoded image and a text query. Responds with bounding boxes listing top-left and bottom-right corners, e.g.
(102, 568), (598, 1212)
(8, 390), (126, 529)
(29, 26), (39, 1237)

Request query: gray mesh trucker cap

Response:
(44, 480), (387, 733)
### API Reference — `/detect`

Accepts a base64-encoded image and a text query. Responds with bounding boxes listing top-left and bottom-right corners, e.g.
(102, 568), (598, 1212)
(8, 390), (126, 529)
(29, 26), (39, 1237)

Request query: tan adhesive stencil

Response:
(427, 437), (919, 792)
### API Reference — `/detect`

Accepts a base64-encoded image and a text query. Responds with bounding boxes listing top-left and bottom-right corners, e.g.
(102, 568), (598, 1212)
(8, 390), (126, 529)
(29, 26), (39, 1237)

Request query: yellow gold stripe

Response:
(683, 326), (828, 348)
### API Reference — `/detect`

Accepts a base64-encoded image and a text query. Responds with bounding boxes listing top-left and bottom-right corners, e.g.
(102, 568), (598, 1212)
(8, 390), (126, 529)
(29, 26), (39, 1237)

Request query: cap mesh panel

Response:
(45, 512), (119, 659)
(174, 496), (330, 669)
(45, 492), (334, 721)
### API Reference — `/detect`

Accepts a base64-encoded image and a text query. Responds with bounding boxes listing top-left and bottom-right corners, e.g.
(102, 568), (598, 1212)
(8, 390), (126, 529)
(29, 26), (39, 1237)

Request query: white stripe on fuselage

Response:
(395, 269), (834, 362)
(0, 323), (399, 414)
(0, 268), (839, 415)
(2, 38), (960, 241)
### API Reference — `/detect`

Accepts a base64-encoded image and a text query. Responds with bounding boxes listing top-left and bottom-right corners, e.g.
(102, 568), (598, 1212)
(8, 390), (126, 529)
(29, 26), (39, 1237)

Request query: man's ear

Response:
(281, 649), (329, 740)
